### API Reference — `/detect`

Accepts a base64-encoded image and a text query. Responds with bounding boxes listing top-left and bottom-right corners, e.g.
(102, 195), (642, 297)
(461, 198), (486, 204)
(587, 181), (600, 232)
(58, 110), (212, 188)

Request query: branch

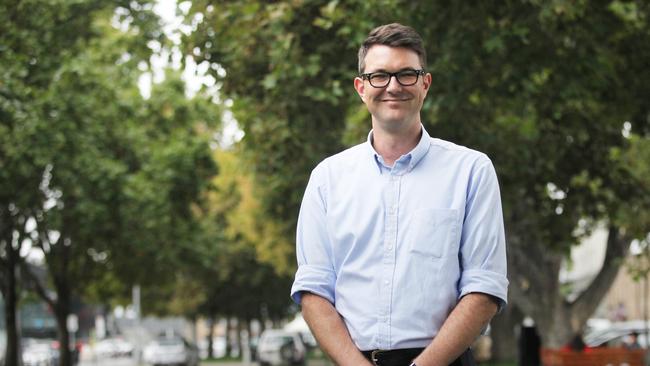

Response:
(19, 260), (57, 310)
(505, 208), (565, 318)
(571, 225), (629, 321)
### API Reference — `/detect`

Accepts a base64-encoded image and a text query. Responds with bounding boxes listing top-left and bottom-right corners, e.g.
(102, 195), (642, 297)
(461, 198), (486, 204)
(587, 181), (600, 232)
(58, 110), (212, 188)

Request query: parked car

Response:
(94, 337), (134, 358)
(257, 330), (306, 366)
(22, 338), (58, 366)
(50, 339), (81, 364)
(0, 330), (5, 365)
(584, 320), (649, 348)
(142, 335), (199, 366)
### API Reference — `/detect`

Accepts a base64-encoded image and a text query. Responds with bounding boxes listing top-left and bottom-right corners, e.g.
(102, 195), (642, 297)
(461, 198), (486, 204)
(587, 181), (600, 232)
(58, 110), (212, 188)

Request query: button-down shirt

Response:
(290, 126), (508, 351)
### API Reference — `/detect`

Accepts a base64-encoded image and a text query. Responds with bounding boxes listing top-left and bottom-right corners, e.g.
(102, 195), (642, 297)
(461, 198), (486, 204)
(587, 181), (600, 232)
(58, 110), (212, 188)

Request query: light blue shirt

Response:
(290, 126), (508, 351)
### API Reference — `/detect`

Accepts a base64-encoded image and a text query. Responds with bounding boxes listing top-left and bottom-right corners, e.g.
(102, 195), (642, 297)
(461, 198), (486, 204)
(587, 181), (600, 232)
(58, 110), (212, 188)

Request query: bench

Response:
(541, 347), (645, 366)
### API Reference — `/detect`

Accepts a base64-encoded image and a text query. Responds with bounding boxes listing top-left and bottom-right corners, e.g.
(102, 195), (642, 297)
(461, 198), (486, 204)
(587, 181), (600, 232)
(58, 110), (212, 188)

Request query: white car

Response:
(94, 337), (134, 358)
(22, 338), (58, 366)
(585, 320), (649, 348)
(142, 335), (199, 366)
(257, 330), (306, 366)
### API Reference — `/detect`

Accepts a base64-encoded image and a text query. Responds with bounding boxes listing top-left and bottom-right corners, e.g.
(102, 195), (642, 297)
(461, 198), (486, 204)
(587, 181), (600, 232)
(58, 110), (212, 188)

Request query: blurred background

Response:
(1, 1), (649, 366)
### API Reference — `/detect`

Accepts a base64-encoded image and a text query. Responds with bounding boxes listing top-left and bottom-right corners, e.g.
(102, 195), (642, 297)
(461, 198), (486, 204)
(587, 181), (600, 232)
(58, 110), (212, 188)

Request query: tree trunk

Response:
(207, 315), (215, 359)
(490, 304), (523, 362)
(506, 224), (630, 348)
(238, 318), (246, 359)
(233, 318), (241, 357)
(540, 300), (574, 348)
(54, 283), (72, 366)
(225, 316), (232, 357)
(54, 300), (72, 366)
(3, 238), (21, 366)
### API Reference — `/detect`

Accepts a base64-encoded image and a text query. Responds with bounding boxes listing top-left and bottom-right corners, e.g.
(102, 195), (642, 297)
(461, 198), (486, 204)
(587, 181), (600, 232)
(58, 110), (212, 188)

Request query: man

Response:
(290, 23), (508, 366)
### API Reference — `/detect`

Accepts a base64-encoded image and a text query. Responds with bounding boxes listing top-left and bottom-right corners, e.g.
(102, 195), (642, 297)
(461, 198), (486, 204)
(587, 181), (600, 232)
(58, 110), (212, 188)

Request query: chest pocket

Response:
(409, 209), (460, 258)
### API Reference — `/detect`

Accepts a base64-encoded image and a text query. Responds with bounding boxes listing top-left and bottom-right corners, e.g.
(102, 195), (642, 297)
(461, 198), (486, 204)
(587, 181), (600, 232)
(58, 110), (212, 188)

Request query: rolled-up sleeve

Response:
(290, 165), (337, 305)
(458, 159), (509, 309)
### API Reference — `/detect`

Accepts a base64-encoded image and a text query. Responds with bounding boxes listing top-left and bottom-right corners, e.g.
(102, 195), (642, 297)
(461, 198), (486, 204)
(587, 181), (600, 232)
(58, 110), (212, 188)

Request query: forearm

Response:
(414, 293), (498, 366)
(301, 292), (372, 366)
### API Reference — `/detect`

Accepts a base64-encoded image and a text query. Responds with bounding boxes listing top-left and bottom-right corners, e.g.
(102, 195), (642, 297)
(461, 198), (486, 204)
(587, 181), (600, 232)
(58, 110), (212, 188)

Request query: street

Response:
(79, 355), (137, 366)
(78, 354), (331, 366)
(74, 316), (334, 366)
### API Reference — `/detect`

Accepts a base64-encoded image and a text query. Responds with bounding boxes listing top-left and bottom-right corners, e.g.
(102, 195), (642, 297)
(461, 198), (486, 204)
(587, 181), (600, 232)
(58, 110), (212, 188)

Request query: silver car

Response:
(257, 330), (306, 366)
(142, 335), (199, 366)
(94, 337), (135, 358)
(22, 338), (58, 366)
(585, 320), (649, 348)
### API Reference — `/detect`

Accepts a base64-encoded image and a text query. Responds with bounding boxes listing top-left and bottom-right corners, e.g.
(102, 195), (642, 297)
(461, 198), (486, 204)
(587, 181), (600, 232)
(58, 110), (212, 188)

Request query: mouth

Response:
(381, 98), (410, 102)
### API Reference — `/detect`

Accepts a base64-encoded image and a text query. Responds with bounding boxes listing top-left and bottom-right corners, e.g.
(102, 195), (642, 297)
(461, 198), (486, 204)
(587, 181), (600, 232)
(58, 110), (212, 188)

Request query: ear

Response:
(422, 72), (432, 91)
(354, 77), (366, 103)
(420, 72), (432, 99)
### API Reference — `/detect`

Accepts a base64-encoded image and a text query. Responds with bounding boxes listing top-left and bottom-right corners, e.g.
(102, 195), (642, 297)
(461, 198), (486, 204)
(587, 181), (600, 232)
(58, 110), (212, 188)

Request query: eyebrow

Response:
(365, 67), (418, 74)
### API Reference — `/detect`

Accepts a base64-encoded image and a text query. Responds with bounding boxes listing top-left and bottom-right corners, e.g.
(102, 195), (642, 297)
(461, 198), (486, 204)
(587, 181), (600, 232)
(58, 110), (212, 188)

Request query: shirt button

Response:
(384, 280), (389, 285)
(387, 245), (393, 250)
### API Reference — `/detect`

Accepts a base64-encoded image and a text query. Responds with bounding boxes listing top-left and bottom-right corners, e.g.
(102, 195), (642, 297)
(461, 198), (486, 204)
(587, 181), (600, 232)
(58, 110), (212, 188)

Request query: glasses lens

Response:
(396, 70), (419, 86)
(369, 72), (390, 87)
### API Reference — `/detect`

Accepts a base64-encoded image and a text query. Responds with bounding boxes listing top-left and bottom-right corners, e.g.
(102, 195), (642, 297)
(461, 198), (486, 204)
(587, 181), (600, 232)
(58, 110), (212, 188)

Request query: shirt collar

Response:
(366, 124), (432, 174)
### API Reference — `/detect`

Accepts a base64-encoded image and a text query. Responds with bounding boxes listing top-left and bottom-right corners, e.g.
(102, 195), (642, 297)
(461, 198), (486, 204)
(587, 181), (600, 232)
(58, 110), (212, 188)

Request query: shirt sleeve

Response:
(290, 164), (337, 305)
(458, 158), (509, 310)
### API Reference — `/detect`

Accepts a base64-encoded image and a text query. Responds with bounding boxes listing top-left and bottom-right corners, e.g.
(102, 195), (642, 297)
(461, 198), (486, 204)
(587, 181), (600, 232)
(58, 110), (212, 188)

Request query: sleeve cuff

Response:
(458, 268), (509, 311)
(290, 264), (336, 305)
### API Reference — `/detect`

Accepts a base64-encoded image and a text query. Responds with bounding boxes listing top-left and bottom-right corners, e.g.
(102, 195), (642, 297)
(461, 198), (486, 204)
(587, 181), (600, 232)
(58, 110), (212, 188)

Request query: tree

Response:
(185, 0), (650, 359)
(133, 146), (295, 358)
(412, 1), (650, 352)
(193, 149), (295, 356)
(29, 59), (217, 366)
(208, 149), (296, 323)
(1, 1), (158, 364)
(1, 1), (220, 365)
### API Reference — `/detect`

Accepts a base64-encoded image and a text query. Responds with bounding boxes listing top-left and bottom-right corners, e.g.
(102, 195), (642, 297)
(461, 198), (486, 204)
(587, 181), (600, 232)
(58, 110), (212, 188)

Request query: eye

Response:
(369, 72), (390, 82)
(398, 70), (418, 77)
(396, 70), (418, 83)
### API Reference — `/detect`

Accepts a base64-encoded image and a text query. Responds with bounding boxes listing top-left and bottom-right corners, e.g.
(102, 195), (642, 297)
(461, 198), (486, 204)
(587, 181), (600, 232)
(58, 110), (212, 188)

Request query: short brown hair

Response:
(358, 23), (427, 74)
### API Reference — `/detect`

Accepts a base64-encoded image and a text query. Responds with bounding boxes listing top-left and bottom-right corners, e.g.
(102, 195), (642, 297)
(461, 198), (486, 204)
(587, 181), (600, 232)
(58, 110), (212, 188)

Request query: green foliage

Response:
(184, 0), (413, 272)
(1, 0), (647, 357)
(191, 149), (294, 320)
(184, 0), (650, 350)
(0, 0), (222, 324)
(407, 1), (650, 251)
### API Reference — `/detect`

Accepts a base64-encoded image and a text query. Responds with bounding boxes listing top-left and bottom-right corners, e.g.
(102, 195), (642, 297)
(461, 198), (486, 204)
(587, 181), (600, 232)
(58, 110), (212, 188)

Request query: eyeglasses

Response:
(360, 69), (426, 88)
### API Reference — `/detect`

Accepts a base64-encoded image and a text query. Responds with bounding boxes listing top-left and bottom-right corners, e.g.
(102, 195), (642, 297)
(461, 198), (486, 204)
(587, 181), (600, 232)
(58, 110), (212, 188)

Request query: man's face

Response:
(354, 45), (431, 134)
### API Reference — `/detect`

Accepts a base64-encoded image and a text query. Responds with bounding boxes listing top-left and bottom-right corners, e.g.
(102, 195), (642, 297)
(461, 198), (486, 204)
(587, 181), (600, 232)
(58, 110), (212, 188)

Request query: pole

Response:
(643, 271), (649, 348)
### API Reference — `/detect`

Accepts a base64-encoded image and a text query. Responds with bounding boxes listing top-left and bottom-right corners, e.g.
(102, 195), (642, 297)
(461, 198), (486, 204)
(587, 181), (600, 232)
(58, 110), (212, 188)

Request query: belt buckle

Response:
(370, 349), (386, 366)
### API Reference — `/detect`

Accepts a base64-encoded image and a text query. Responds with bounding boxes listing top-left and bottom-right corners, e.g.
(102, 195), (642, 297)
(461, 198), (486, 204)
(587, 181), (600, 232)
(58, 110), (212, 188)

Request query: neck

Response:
(372, 122), (422, 167)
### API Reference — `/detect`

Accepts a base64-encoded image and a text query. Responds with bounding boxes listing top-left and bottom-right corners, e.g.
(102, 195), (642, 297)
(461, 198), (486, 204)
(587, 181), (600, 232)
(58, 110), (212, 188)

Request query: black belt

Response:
(361, 348), (472, 366)
(362, 348), (424, 366)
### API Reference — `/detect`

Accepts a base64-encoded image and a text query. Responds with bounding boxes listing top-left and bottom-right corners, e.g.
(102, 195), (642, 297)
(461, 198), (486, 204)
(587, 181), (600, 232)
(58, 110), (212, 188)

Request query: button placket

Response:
(377, 172), (401, 349)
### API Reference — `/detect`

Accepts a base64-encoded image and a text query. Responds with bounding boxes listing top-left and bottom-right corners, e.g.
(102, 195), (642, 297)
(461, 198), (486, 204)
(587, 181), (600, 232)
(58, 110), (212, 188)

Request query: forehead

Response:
(364, 45), (421, 72)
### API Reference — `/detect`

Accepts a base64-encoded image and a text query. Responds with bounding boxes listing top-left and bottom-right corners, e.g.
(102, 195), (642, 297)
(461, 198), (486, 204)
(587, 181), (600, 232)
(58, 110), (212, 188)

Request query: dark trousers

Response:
(361, 348), (476, 366)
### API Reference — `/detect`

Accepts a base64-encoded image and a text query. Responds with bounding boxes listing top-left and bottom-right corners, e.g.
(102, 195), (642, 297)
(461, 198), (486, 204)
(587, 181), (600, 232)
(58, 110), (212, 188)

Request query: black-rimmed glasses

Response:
(360, 69), (426, 88)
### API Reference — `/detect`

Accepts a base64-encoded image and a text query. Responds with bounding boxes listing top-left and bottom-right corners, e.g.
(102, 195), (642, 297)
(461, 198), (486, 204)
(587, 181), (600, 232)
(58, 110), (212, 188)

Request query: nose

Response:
(385, 75), (402, 92)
